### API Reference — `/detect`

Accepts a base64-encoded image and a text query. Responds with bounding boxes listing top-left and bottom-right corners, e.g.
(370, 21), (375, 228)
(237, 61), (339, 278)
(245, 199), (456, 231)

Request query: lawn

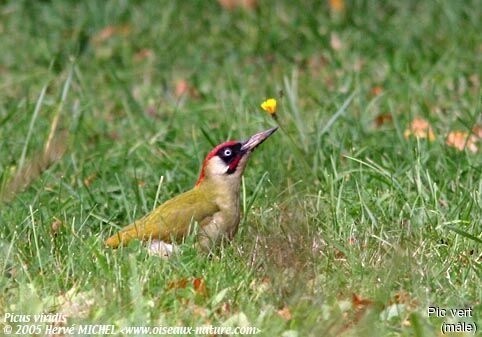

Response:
(0, 0), (481, 336)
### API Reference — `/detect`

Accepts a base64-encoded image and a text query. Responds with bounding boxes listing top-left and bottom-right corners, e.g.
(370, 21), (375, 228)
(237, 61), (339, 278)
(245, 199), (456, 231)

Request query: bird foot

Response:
(147, 240), (177, 259)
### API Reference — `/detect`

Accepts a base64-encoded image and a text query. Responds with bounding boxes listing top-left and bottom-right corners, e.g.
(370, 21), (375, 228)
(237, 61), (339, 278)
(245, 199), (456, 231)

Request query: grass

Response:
(0, 0), (481, 336)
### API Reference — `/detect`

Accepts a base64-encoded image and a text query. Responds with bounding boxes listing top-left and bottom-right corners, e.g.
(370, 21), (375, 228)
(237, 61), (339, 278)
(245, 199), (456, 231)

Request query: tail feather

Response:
(105, 222), (145, 248)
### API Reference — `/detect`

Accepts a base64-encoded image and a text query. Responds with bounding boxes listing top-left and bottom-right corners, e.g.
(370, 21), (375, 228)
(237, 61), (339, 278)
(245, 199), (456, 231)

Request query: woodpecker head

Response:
(195, 127), (278, 187)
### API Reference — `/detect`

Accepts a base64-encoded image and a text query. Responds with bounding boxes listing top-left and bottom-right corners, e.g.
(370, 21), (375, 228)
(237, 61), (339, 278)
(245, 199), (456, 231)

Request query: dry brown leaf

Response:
(334, 248), (346, 259)
(221, 302), (231, 314)
(175, 80), (189, 97)
(83, 172), (97, 187)
(167, 278), (188, 290)
(446, 131), (478, 153)
(353, 58), (364, 72)
(330, 33), (343, 51)
(92, 26), (116, 43)
(371, 86), (383, 96)
(306, 55), (328, 75)
(352, 294), (374, 328)
(109, 132), (120, 140)
(133, 49), (154, 63)
(329, 0), (345, 13)
(389, 289), (419, 310)
(352, 293), (373, 311)
(91, 25), (131, 44)
(276, 306), (292, 321)
(193, 277), (207, 296)
(240, 0), (258, 9)
(438, 198), (448, 207)
(472, 125), (482, 138)
(374, 113), (393, 128)
(51, 219), (63, 237)
(218, 0), (237, 10)
(174, 80), (199, 99)
(469, 74), (480, 88)
(403, 117), (436, 141)
(214, 301), (232, 317)
(250, 277), (271, 295)
(339, 294), (374, 333)
(218, 0), (258, 10)
(167, 277), (208, 297)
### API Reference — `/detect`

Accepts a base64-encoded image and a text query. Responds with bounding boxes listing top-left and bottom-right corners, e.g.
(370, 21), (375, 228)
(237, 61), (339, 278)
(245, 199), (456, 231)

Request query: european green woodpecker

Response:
(105, 127), (278, 256)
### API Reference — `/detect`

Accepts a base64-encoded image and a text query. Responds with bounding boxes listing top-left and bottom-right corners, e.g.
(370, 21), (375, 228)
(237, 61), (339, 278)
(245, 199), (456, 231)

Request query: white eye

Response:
(223, 149), (232, 157)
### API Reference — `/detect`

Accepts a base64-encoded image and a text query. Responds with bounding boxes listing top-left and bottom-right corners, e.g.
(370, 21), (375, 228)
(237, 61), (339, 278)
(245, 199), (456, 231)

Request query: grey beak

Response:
(241, 127), (278, 152)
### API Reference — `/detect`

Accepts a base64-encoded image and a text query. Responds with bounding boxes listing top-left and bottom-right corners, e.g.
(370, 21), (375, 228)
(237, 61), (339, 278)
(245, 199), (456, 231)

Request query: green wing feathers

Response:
(105, 188), (219, 248)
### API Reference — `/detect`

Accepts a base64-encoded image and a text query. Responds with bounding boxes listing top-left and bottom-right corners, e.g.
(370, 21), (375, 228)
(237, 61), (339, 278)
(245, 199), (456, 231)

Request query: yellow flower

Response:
(261, 98), (277, 114)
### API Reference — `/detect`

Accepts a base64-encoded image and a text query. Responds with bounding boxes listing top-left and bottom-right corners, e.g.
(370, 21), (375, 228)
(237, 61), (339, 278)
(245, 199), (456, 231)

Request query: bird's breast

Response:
(215, 192), (241, 230)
